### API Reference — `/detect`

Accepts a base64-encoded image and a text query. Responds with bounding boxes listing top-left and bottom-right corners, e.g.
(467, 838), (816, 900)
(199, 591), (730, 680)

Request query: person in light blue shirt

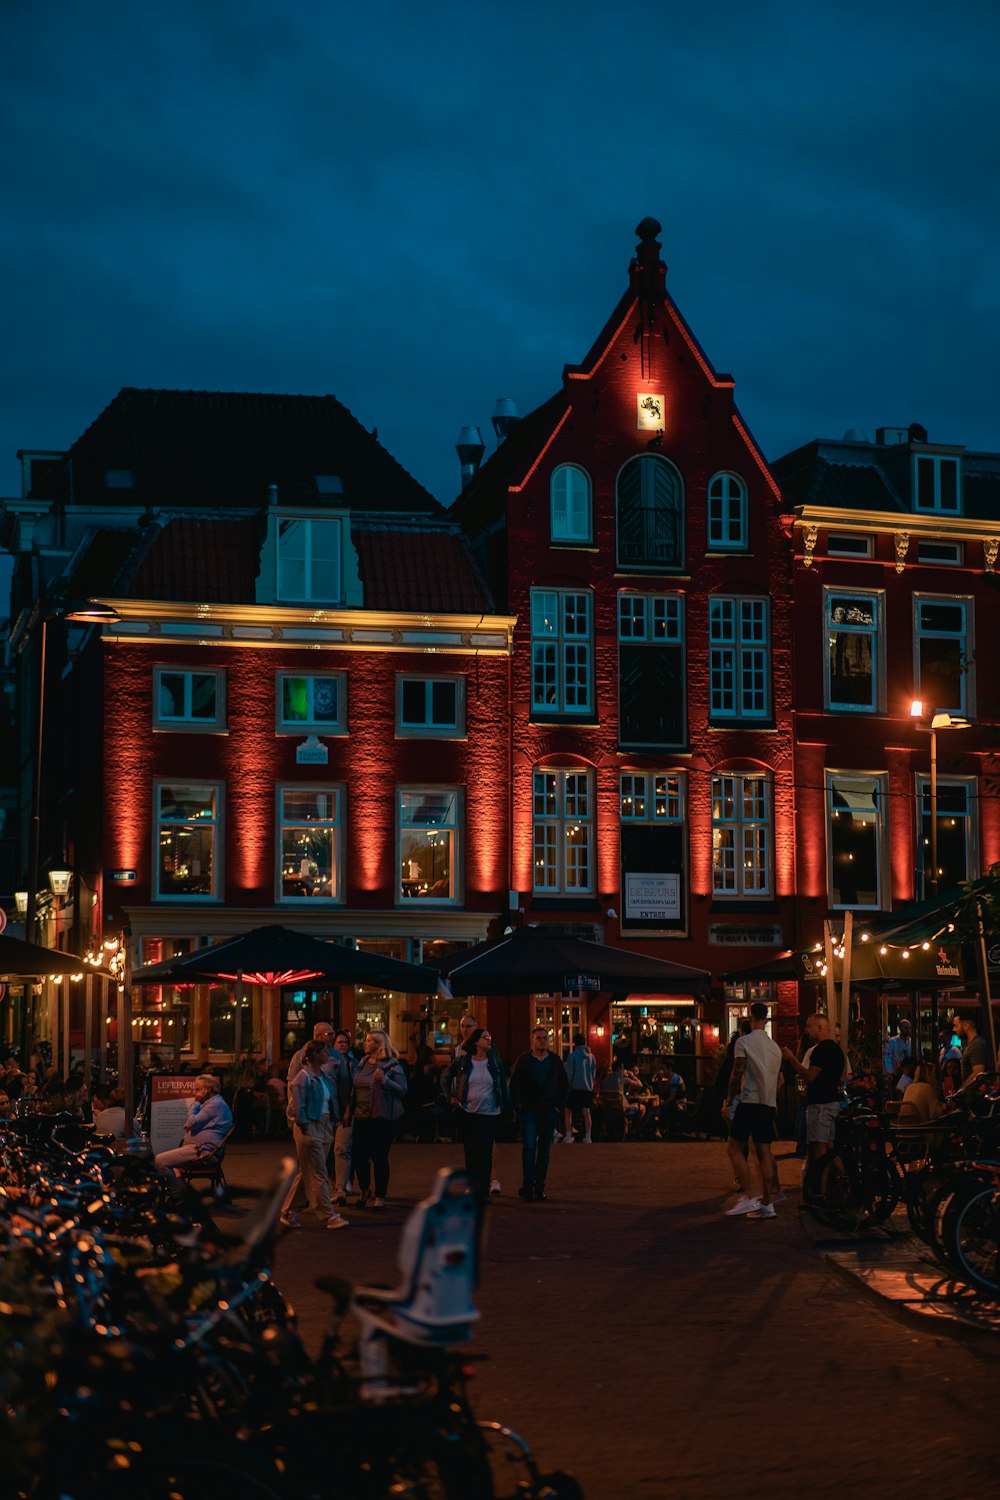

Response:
(561, 1033), (597, 1143)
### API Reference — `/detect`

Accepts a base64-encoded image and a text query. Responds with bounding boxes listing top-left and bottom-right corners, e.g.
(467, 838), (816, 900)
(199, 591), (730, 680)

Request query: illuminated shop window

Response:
(154, 783), (221, 900)
(825, 589), (883, 712)
(707, 473), (747, 549)
(825, 771), (887, 910)
(276, 515), (343, 602)
(153, 667), (225, 730)
(278, 786), (342, 902)
(550, 464), (593, 544)
(618, 592), (685, 747)
(709, 597), (770, 720)
(620, 772), (687, 933)
(711, 774), (772, 898)
(397, 676), (464, 736)
(532, 768), (593, 895)
(531, 589), (593, 717)
(914, 596), (972, 717)
(617, 454), (684, 569)
(276, 672), (346, 732)
(398, 789), (460, 903)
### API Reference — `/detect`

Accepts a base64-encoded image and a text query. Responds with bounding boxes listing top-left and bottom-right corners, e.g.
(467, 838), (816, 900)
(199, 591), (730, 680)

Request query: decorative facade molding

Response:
(985, 538), (999, 574)
(893, 531), (910, 573)
(802, 524), (819, 567)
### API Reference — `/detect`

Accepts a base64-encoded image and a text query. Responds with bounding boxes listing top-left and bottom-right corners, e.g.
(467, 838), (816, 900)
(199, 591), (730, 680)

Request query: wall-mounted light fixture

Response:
(48, 869), (72, 899)
(14, 891), (28, 915)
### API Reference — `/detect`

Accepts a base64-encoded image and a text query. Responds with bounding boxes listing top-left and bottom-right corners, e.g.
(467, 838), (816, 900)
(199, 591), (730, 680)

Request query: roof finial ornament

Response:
(636, 216), (662, 244)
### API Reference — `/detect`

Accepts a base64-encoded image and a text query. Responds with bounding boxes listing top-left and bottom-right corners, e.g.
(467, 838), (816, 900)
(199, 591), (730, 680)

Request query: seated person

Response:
(898, 1061), (943, 1124)
(92, 1087), (128, 1138)
(652, 1063), (687, 1134)
(895, 1057), (917, 1096)
(153, 1074), (233, 1192)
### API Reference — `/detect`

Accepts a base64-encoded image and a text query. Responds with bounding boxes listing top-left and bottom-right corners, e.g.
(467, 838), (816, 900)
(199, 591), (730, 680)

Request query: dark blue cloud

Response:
(1, 0), (997, 517)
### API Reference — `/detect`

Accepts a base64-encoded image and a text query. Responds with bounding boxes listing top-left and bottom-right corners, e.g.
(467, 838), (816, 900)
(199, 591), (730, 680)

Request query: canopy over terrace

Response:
(438, 924), (712, 997)
(131, 924), (444, 1063)
(0, 934), (114, 1087)
(0, 933), (89, 978)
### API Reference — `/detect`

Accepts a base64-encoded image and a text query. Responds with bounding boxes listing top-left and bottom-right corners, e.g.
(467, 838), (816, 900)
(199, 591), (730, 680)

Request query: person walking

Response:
(723, 1002), (782, 1220)
(561, 1032), (597, 1143)
(453, 1011), (503, 1194)
(509, 1025), (569, 1203)
(331, 1029), (357, 1205)
(446, 1027), (512, 1200)
(281, 1041), (348, 1230)
(348, 1030), (407, 1210)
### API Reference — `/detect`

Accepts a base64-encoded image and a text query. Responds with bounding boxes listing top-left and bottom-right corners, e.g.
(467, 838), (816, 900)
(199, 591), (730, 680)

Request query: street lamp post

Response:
(909, 701), (969, 900)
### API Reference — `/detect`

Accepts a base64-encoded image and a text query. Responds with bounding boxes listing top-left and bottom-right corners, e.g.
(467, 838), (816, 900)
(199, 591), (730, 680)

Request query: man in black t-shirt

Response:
(782, 1014), (845, 1162)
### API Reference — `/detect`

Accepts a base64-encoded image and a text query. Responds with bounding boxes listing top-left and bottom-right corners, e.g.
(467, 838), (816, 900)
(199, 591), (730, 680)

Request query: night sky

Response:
(3, 0), (998, 521)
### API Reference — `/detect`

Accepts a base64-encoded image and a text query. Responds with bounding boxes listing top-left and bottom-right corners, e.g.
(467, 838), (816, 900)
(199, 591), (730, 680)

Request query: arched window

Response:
(616, 455), (684, 569)
(550, 464), (592, 543)
(707, 473), (747, 549)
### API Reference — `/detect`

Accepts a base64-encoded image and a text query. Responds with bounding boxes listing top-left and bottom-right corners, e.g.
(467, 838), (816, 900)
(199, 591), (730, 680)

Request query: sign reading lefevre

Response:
(150, 1075), (200, 1156)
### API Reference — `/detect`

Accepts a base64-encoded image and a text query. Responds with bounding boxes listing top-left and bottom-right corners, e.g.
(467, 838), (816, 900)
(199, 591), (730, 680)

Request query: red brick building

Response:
(452, 219), (798, 1071)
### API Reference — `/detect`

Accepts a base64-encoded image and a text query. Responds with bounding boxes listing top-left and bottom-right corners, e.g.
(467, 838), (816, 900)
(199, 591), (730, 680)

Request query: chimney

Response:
(491, 397), (520, 446)
(456, 426), (485, 489)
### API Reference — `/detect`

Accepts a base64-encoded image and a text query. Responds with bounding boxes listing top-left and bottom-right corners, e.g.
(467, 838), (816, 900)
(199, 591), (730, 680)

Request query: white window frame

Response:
(824, 587), (884, 714)
(550, 464), (593, 544)
(708, 597), (770, 720)
(620, 771), (685, 823)
(707, 473), (747, 549)
(396, 675), (465, 737)
(825, 770), (888, 911)
(275, 514), (344, 603)
(913, 594), (973, 717)
(397, 787), (461, 905)
(530, 589), (593, 717)
(827, 532), (873, 558)
(917, 539), (963, 565)
(711, 774), (772, 899)
(617, 592), (686, 749)
(153, 781), (223, 902)
(276, 785), (343, 904)
(153, 667), (226, 731)
(532, 767), (594, 895)
(275, 671), (347, 733)
(913, 453), (961, 514)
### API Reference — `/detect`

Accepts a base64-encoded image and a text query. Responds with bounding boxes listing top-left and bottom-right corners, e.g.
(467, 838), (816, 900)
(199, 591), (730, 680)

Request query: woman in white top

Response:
(447, 1028), (512, 1200)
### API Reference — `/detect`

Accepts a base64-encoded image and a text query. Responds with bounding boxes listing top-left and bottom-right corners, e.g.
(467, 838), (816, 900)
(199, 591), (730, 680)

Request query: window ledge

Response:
(528, 896), (602, 911)
(707, 719), (776, 732)
(530, 715), (600, 728)
(709, 900), (779, 914)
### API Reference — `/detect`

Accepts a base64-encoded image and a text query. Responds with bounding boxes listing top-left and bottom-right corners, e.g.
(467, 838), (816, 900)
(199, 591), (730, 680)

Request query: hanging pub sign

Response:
(109, 869), (137, 883)
(563, 974), (601, 993)
(296, 735), (328, 765)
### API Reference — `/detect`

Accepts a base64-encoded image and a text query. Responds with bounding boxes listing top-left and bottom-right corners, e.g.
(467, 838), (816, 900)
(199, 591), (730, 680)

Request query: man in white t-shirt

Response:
(723, 1001), (782, 1221)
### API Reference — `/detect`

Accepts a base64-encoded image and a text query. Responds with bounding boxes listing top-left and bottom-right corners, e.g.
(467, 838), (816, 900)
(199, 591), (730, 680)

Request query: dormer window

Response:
(914, 454), (960, 514)
(276, 515), (343, 603)
(105, 468), (134, 490)
(314, 474), (344, 495)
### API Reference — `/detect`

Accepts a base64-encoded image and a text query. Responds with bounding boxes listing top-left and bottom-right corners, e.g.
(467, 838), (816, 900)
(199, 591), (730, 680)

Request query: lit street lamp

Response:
(910, 701), (970, 899)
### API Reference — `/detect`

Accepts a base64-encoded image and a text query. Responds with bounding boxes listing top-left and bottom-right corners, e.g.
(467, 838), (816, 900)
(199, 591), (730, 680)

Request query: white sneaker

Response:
(725, 1195), (761, 1216)
(748, 1203), (776, 1220)
(489, 1179), (501, 1195)
(326, 1213), (350, 1230)
(561, 1132), (575, 1144)
(582, 1136), (592, 1144)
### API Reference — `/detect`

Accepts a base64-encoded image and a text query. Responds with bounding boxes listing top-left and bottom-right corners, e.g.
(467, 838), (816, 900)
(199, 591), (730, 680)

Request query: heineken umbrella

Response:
(131, 924), (442, 993)
(721, 949), (824, 984)
(438, 924), (711, 997)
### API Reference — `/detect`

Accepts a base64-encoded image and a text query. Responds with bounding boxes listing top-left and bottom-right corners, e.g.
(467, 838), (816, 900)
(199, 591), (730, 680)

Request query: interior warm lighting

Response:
(910, 699), (924, 718)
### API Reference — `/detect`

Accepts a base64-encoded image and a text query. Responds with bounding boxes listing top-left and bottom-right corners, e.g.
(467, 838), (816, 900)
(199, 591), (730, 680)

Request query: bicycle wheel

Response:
(945, 1183), (1000, 1298)
(804, 1149), (861, 1230)
(932, 1168), (996, 1276)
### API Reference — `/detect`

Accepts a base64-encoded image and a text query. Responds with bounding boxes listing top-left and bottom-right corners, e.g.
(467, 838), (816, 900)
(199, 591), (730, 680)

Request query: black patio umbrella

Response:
(0, 932), (90, 979)
(438, 924), (711, 997)
(131, 924), (441, 993)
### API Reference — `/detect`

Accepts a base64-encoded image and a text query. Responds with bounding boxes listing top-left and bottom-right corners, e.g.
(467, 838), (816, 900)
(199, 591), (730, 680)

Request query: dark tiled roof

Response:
(964, 469), (1000, 522)
(128, 518), (260, 603)
(351, 517), (494, 613)
(807, 461), (903, 512)
(32, 388), (441, 514)
(448, 391), (565, 531)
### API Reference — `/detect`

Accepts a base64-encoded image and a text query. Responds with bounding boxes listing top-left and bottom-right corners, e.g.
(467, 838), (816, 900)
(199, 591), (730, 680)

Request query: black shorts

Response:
(731, 1102), (776, 1144)
(568, 1089), (593, 1110)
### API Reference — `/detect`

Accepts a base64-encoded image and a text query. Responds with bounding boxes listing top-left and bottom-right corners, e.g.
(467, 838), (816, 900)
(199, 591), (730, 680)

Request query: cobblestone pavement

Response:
(223, 1138), (997, 1500)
